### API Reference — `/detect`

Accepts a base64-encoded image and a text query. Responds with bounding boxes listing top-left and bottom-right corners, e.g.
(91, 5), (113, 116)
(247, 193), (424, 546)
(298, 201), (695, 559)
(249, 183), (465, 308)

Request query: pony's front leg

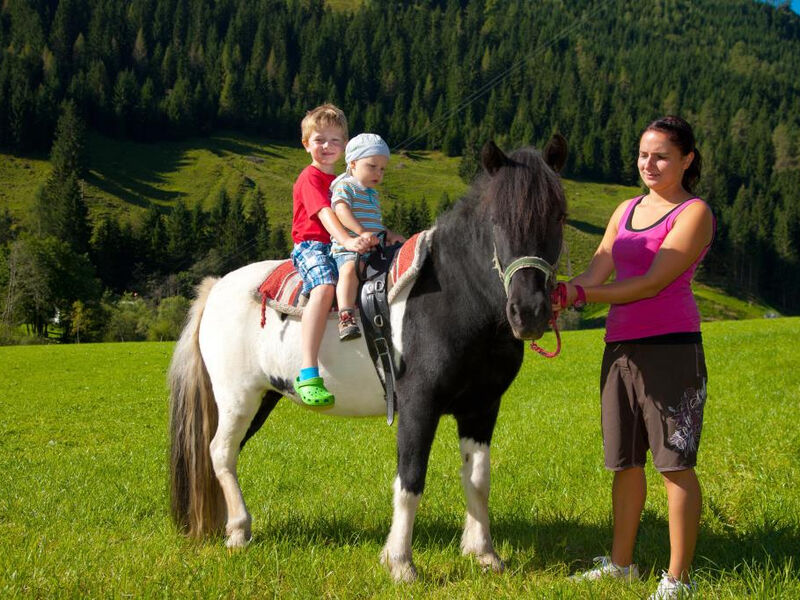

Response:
(381, 409), (439, 583)
(456, 410), (504, 572)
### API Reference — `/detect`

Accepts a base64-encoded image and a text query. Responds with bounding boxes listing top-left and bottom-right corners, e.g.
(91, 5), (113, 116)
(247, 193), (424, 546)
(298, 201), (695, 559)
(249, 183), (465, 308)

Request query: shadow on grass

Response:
(250, 508), (800, 580)
(203, 135), (286, 161)
(85, 171), (183, 207)
(85, 132), (287, 210)
(396, 150), (428, 162)
(567, 218), (605, 236)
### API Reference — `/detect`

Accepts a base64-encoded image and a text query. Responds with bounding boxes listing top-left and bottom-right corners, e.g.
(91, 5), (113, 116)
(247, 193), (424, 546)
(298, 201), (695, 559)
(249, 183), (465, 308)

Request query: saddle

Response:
(257, 230), (434, 424)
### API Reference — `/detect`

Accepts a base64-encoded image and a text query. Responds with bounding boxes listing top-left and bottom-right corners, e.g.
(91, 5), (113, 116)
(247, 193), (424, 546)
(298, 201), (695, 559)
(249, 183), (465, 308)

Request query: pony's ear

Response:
(543, 134), (568, 173)
(481, 140), (511, 175)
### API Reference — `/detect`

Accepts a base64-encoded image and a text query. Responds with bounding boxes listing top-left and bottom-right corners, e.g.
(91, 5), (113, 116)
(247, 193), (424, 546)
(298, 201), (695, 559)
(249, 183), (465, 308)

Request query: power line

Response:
(392, 1), (608, 152)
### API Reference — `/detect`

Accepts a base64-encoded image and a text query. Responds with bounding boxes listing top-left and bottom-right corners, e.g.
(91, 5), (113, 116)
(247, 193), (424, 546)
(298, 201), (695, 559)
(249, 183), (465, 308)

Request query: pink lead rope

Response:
(530, 317), (561, 358)
(529, 283), (566, 358)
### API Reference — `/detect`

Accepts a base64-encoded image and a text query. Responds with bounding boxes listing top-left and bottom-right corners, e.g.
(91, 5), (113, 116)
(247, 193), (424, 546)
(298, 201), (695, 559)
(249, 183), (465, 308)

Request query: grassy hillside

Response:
(0, 133), (778, 321)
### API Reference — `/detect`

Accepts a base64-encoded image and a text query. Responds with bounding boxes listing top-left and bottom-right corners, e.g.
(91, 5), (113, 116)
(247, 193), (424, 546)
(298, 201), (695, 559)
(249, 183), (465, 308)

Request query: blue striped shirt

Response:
(330, 176), (384, 255)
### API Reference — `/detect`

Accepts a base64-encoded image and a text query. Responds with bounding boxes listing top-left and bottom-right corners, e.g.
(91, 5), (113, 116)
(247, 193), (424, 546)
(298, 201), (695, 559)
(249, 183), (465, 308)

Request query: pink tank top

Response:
(605, 196), (713, 343)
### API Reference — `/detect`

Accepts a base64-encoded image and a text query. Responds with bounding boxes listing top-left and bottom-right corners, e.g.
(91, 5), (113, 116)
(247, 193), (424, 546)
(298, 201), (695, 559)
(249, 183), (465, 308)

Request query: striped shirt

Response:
(329, 176), (385, 255)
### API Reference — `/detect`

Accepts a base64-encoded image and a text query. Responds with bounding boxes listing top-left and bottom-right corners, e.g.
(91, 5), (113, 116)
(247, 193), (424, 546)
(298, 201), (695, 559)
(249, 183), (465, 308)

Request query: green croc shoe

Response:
(293, 376), (335, 409)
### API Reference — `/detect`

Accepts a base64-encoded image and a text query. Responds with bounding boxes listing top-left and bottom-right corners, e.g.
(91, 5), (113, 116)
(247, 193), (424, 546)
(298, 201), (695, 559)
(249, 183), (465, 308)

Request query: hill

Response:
(1, 0), (799, 311)
(0, 132), (777, 323)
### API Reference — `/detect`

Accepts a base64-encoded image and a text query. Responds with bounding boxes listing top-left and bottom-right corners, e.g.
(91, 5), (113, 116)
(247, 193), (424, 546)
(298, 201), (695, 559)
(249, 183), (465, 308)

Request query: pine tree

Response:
(269, 227), (289, 260)
(50, 101), (86, 178)
(165, 201), (194, 271)
(34, 102), (90, 254)
(248, 190), (272, 259)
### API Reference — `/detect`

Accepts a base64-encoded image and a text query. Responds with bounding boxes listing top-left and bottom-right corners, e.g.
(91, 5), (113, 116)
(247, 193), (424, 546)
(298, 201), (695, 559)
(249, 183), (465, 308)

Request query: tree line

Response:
(0, 101), (444, 342)
(1, 0), (799, 340)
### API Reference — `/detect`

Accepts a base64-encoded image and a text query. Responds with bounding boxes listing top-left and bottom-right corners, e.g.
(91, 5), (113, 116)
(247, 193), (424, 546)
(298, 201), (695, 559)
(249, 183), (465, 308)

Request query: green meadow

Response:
(1, 318), (798, 598)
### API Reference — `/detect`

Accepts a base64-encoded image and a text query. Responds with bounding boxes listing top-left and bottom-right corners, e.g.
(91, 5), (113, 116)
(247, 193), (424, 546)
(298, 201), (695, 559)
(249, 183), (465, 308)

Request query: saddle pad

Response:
(258, 260), (306, 325)
(258, 228), (434, 326)
(387, 230), (431, 303)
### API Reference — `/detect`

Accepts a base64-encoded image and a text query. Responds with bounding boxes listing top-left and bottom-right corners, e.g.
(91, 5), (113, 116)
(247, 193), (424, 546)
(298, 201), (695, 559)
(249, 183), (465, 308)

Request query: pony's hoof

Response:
(380, 549), (418, 583)
(225, 529), (251, 549)
(475, 551), (505, 573)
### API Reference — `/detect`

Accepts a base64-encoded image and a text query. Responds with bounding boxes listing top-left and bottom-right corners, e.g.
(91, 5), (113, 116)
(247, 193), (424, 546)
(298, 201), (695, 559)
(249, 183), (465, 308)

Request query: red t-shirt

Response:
(292, 165), (336, 243)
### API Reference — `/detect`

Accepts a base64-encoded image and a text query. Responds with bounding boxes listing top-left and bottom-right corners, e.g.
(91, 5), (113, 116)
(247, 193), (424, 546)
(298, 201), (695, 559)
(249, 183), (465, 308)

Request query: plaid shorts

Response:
(291, 241), (338, 295)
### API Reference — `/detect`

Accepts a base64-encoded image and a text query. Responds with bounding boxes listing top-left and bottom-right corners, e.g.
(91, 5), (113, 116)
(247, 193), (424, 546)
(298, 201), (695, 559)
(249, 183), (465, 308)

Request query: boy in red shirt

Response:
(291, 104), (376, 408)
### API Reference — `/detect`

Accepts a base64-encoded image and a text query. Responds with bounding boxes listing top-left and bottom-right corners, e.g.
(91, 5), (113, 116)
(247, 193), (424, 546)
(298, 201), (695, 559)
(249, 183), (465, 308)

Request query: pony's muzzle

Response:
(506, 290), (549, 340)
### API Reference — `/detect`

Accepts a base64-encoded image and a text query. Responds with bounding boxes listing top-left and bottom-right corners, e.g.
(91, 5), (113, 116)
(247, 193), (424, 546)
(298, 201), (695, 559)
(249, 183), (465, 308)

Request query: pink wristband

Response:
(573, 284), (586, 309)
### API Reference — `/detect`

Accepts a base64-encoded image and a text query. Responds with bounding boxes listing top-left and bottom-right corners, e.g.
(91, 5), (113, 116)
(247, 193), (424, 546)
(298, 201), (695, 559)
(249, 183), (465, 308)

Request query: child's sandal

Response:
(293, 376), (335, 409)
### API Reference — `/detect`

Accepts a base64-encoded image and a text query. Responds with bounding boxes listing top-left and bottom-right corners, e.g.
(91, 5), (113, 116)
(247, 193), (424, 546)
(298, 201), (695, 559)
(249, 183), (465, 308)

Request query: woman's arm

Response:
(569, 201), (713, 306)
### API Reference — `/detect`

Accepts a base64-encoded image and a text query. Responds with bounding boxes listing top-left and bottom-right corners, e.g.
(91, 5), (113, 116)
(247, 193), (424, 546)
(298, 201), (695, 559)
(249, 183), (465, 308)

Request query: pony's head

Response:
(481, 135), (567, 340)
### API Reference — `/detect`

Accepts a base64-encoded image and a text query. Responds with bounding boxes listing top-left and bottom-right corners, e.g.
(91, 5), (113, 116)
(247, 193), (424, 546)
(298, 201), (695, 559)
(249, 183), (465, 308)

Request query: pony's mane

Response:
(480, 147), (566, 244)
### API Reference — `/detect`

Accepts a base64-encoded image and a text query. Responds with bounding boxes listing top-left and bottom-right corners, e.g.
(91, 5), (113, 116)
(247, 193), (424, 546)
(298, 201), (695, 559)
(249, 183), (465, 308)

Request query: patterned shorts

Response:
(291, 241), (338, 295)
(332, 250), (359, 270)
(600, 341), (707, 472)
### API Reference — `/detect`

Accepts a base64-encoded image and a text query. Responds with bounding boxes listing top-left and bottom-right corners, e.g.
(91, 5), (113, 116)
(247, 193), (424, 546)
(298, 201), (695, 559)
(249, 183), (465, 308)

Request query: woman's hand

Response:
(551, 282), (582, 312)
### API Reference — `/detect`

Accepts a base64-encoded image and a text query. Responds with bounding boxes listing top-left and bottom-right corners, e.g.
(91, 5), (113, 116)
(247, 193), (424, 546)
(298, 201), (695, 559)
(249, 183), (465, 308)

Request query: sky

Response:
(765, 0), (800, 13)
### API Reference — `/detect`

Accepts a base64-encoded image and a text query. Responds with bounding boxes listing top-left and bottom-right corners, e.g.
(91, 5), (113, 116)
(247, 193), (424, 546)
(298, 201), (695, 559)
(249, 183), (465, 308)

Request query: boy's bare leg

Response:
(301, 284), (335, 368)
(336, 260), (358, 310)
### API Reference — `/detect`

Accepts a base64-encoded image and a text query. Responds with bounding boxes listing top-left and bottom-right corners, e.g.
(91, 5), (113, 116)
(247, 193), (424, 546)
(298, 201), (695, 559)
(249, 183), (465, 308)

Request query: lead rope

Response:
(529, 316), (561, 358)
(529, 281), (565, 358)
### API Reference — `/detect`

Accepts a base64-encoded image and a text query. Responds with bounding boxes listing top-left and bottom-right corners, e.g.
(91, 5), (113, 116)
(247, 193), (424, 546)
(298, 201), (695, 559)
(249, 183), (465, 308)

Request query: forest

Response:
(1, 0), (799, 341)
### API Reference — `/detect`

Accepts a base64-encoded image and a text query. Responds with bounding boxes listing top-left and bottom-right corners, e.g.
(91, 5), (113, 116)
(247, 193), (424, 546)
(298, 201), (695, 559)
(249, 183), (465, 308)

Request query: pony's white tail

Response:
(168, 277), (225, 537)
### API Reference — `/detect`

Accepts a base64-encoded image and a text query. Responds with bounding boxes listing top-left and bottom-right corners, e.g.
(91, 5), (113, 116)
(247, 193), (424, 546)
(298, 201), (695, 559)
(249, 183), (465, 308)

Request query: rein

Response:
(492, 243), (562, 358)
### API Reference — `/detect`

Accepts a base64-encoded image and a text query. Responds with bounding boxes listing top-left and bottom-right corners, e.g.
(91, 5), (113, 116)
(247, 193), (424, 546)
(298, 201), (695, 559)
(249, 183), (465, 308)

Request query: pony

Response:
(168, 137), (568, 582)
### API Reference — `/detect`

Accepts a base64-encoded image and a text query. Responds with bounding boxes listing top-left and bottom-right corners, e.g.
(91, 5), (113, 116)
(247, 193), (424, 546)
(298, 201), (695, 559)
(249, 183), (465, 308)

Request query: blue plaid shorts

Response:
(291, 241), (338, 295)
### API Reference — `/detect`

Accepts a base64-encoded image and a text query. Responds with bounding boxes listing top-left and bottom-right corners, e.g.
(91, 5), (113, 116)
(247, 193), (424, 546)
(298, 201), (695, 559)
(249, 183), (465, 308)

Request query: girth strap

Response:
(359, 273), (397, 425)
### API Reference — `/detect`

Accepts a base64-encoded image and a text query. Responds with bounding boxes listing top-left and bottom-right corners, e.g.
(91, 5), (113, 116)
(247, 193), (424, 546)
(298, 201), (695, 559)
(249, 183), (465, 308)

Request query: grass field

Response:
(1, 318), (798, 597)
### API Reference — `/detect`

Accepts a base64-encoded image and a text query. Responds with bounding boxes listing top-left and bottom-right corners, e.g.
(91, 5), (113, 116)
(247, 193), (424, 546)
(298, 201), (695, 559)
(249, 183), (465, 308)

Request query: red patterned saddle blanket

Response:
(258, 230), (432, 326)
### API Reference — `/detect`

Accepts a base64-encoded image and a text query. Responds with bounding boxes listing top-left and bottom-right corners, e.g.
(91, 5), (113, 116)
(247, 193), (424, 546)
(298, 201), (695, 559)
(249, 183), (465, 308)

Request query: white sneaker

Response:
(570, 555), (640, 581)
(648, 571), (697, 599)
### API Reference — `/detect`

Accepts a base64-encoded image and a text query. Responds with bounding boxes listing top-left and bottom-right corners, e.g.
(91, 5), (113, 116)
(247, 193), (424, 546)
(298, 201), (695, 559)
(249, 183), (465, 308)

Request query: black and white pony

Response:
(168, 137), (567, 581)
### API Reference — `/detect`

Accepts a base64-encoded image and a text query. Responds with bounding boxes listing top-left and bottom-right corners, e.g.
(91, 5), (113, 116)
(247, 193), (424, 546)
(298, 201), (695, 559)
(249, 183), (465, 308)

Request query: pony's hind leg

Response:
(455, 408), (504, 573)
(209, 389), (279, 548)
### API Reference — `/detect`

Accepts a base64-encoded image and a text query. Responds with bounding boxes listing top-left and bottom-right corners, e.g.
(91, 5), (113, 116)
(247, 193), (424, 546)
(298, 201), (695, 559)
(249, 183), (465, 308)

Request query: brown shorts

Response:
(600, 341), (707, 472)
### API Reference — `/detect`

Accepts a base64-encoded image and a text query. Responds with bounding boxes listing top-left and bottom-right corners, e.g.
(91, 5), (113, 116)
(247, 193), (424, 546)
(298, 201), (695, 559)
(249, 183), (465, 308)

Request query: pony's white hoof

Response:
(474, 551), (505, 573)
(380, 549), (418, 583)
(225, 529), (251, 549)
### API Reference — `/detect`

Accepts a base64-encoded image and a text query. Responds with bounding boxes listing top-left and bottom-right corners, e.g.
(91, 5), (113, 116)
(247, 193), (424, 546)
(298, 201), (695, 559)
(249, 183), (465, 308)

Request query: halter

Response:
(492, 243), (557, 294)
(492, 243), (562, 358)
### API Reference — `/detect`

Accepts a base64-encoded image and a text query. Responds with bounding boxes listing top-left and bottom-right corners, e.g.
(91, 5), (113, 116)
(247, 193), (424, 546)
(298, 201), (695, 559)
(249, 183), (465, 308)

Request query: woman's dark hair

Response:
(643, 115), (702, 192)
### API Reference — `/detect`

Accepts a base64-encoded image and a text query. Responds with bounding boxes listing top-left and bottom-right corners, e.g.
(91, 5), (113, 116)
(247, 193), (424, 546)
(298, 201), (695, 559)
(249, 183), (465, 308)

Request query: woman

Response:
(562, 116), (714, 600)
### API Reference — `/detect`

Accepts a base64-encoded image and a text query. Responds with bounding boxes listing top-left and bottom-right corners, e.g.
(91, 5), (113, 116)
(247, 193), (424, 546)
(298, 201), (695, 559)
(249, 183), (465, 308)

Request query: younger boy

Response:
(291, 104), (376, 409)
(330, 133), (405, 340)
